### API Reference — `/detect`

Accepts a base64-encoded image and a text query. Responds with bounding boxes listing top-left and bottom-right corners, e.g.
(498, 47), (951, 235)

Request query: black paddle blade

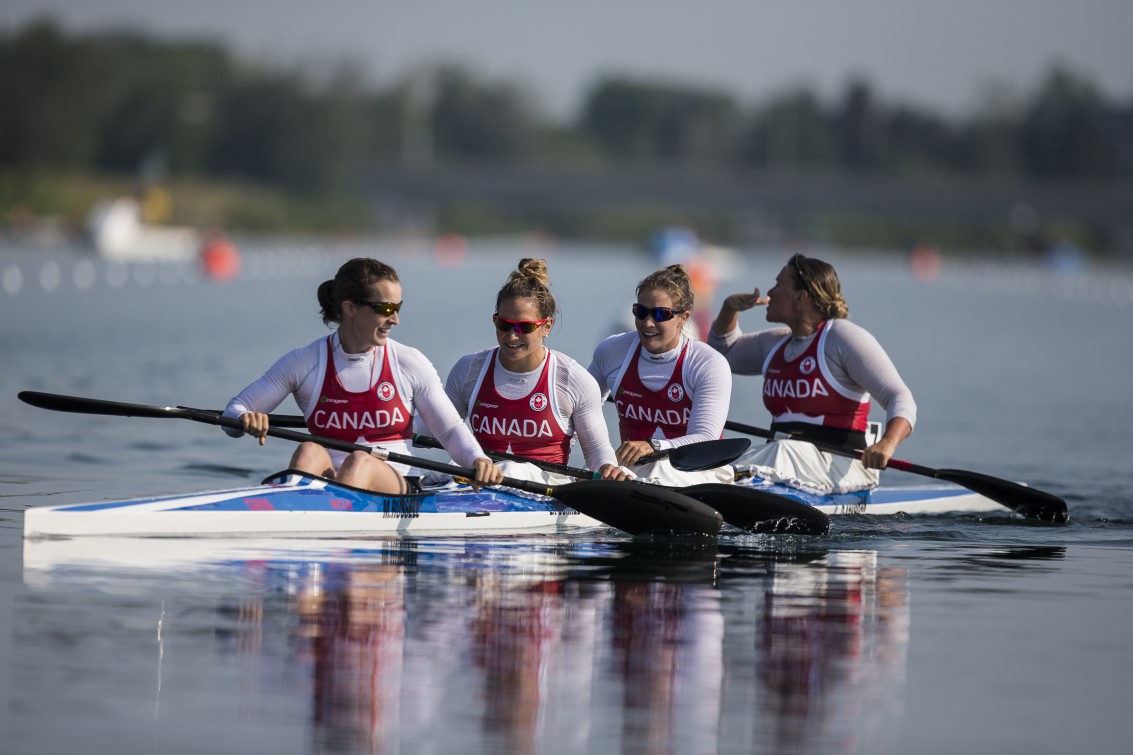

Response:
(934, 469), (1069, 523)
(667, 437), (751, 472)
(549, 480), (723, 537)
(18, 391), (189, 420)
(680, 483), (830, 535)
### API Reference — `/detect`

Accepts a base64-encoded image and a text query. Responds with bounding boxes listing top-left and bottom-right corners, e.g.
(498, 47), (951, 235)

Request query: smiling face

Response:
(339, 279), (402, 352)
(494, 296), (551, 372)
(634, 287), (690, 354)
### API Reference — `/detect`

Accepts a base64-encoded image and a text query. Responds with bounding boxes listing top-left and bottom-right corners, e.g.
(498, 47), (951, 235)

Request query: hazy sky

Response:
(4, 0), (1131, 120)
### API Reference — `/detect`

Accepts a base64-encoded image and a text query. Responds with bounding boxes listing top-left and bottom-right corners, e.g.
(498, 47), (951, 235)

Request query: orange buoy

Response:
(433, 233), (468, 267)
(908, 245), (941, 283)
(200, 233), (241, 282)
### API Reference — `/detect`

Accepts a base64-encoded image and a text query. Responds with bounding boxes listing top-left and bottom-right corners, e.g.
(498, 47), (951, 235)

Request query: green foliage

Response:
(429, 65), (535, 163)
(580, 77), (742, 165)
(1020, 67), (1116, 178)
(5, 18), (1130, 186)
(1, 18), (1130, 248)
(0, 20), (110, 168)
(739, 89), (839, 170)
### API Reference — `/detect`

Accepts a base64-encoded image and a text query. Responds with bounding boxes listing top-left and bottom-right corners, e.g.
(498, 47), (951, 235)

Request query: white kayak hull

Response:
(740, 478), (1004, 517)
(22, 471), (604, 539)
(22, 470), (1009, 542)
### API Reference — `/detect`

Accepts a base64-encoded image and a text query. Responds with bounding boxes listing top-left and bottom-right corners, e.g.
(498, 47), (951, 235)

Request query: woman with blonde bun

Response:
(444, 258), (629, 482)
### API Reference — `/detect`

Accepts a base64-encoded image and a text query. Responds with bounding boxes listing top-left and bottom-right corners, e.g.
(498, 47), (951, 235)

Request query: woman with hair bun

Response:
(588, 264), (733, 483)
(444, 258), (628, 482)
(223, 257), (503, 493)
(708, 253), (916, 492)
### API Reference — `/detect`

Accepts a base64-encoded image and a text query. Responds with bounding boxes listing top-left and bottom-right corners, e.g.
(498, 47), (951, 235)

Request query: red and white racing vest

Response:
(613, 340), (694, 442)
(468, 349), (572, 463)
(306, 337), (413, 444)
(761, 320), (871, 432)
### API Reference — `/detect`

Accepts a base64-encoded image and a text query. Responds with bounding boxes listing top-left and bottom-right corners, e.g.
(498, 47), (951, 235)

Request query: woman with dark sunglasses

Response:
(443, 258), (628, 482)
(441, 260), (629, 482)
(708, 253), (915, 491)
(222, 257), (504, 494)
(588, 264), (733, 477)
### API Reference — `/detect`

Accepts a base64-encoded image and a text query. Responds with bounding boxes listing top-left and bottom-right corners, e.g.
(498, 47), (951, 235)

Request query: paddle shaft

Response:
(18, 391), (724, 534)
(414, 433), (830, 535)
(723, 418), (1068, 522)
(15, 391), (514, 488)
(726, 418), (984, 476)
(412, 434), (749, 476)
(414, 434), (598, 478)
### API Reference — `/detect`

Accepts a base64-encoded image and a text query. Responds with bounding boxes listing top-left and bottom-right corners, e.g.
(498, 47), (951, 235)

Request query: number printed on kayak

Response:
(380, 497), (422, 517)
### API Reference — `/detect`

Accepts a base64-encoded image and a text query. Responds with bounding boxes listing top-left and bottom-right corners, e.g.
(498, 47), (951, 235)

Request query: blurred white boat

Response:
(86, 196), (200, 262)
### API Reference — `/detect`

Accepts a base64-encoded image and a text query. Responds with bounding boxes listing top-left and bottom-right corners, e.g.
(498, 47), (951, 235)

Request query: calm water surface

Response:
(2, 240), (1132, 754)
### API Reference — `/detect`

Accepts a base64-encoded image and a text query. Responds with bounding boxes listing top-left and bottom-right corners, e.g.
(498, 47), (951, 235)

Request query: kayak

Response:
(737, 476), (1004, 516)
(17, 390), (1060, 538)
(22, 470), (605, 539)
(23, 534), (584, 577)
(22, 467), (1010, 542)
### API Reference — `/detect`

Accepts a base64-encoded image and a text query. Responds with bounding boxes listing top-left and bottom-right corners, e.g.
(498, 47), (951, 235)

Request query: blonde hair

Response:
(636, 264), (694, 312)
(495, 258), (558, 320)
(789, 254), (849, 319)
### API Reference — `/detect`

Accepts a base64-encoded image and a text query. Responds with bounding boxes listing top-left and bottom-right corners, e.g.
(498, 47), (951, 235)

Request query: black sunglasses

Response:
(632, 303), (683, 322)
(354, 299), (402, 316)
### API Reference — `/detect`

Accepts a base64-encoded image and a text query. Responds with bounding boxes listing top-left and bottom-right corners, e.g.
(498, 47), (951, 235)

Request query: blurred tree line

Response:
(2, 19), (1130, 225)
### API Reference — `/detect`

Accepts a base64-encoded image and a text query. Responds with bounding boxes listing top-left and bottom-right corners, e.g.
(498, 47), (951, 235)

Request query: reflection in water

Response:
(610, 579), (724, 755)
(756, 551), (909, 753)
(22, 539), (917, 753)
(613, 581), (682, 753)
(304, 564), (406, 754)
(472, 575), (562, 753)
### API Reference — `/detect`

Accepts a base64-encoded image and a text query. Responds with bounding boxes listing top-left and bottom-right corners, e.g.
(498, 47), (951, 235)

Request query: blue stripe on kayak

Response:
(41, 478), (567, 516)
(865, 486), (970, 504)
(756, 483), (869, 509)
(182, 488), (438, 514)
(179, 488), (565, 515)
(40, 499), (174, 513)
(743, 480), (971, 509)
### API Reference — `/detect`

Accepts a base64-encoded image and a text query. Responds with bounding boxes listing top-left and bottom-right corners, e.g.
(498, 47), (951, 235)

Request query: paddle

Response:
(18, 391), (723, 536)
(723, 418), (1069, 523)
(413, 434), (830, 535)
(211, 415), (753, 471)
(411, 435), (749, 474)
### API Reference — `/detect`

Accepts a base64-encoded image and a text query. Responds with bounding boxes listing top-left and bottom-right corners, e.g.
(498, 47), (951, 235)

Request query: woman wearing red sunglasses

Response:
(444, 258), (628, 481)
(222, 257), (504, 494)
(588, 264), (733, 475)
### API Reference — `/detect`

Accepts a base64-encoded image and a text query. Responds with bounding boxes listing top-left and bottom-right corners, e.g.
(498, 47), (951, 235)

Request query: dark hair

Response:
(316, 258), (400, 326)
(495, 258), (558, 320)
(788, 254), (849, 319)
(636, 264), (694, 312)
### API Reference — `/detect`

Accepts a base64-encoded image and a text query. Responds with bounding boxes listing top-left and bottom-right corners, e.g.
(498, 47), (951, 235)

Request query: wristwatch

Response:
(649, 438), (663, 452)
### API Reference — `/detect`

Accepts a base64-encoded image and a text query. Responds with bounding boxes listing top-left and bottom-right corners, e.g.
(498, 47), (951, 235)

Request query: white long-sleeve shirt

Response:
(443, 348), (619, 471)
(224, 333), (486, 472)
(706, 318), (917, 430)
(587, 331), (732, 450)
